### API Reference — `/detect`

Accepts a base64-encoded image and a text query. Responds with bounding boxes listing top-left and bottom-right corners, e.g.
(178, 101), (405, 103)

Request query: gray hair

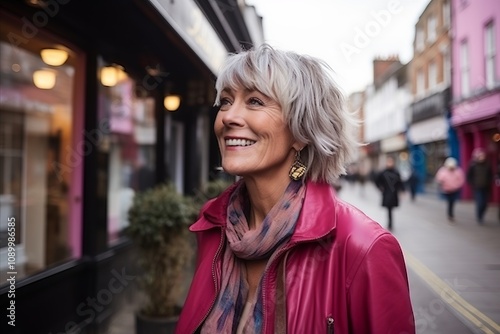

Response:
(214, 44), (360, 184)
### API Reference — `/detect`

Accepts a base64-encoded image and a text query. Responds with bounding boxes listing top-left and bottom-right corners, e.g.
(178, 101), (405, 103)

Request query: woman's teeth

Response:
(225, 139), (256, 146)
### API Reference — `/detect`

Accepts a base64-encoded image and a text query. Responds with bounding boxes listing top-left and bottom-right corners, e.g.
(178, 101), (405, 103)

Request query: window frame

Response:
(443, 1), (450, 28)
(460, 40), (471, 97)
(427, 15), (437, 44)
(428, 60), (437, 90)
(485, 20), (496, 89)
(416, 68), (425, 97)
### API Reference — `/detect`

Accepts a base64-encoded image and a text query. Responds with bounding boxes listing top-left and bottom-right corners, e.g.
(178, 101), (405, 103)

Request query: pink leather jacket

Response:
(176, 181), (415, 334)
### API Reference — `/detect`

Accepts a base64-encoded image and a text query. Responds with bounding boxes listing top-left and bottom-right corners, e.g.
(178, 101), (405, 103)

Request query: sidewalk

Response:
(107, 285), (144, 334)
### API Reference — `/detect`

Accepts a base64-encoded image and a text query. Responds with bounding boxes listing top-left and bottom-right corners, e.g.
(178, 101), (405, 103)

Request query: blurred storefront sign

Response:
(149, 0), (228, 75)
(451, 92), (500, 126)
(410, 88), (450, 123)
(408, 116), (448, 145)
(381, 134), (407, 153)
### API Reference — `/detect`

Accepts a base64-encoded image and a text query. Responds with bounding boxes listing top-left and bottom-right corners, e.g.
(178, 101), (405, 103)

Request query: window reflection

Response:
(97, 67), (157, 245)
(0, 16), (76, 282)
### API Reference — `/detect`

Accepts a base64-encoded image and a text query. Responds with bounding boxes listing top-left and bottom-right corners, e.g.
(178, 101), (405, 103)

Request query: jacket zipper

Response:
(326, 316), (334, 334)
(261, 229), (335, 333)
(192, 227), (225, 334)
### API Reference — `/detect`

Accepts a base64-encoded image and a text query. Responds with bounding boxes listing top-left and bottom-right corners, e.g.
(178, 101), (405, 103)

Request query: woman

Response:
(436, 157), (465, 222)
(176, 45), (415, 334)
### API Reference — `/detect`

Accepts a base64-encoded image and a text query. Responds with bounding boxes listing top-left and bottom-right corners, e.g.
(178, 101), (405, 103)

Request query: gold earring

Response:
(289, 150), (307, 181)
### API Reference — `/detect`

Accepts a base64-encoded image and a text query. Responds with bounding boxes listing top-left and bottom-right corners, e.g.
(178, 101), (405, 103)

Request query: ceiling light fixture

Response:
(164, 95), (181, 111)
(100, 64), (127, 87)
(40, 48), (69, 66)
(33, 69), (56, 89)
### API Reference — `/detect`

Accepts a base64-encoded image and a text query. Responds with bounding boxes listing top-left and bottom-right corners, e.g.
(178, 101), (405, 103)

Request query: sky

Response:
(245, 0), (431, 96)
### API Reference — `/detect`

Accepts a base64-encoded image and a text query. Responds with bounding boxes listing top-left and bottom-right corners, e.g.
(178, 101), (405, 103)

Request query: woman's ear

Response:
(292, 142), (306, 152)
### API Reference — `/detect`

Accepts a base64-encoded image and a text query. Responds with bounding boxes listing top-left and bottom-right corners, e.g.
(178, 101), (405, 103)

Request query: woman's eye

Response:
(220, 97), (231, 106)
(248, 97), (264, 106)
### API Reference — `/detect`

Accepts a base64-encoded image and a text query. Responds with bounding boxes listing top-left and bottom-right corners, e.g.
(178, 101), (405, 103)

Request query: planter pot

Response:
(135, 312), (178, 334)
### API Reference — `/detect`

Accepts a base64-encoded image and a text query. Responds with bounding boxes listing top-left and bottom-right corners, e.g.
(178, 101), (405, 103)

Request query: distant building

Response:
(407, 0), (453, 191)
(450, 0), (500, 204)
(363, 56), (412, 176)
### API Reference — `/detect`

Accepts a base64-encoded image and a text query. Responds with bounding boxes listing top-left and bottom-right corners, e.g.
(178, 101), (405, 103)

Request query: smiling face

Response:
(215, 88), (300, 181)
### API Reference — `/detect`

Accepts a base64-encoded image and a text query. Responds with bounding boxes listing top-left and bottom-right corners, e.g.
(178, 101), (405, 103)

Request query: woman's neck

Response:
(243, 175), (292, 230)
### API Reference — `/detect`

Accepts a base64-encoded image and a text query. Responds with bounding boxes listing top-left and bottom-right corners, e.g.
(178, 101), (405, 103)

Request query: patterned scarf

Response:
(201, 180), (305, 334)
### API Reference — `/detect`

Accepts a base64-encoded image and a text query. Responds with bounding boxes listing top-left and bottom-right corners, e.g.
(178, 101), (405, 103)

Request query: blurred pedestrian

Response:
(435, 157), (465, 222)
(406, 169), (419, 202)
(375, 157), (405, 230)
(467, 148), (493, 224)
(176, 45), (415, 334)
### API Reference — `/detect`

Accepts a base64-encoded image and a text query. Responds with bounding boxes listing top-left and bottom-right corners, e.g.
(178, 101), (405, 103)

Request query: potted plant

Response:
(126, 182), (198, 334)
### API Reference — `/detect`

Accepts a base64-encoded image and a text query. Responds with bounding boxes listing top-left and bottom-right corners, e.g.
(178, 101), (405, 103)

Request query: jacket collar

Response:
(190, 180), (337, 242)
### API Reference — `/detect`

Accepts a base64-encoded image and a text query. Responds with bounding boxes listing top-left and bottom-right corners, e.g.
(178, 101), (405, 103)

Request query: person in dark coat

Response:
(407, 169), (420, 201)
(467, 148), (493, 224)
(375, 157), (405, 230)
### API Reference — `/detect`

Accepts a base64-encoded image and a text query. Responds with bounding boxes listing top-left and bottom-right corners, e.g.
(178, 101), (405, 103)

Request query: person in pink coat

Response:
(435, 157), (465, 222)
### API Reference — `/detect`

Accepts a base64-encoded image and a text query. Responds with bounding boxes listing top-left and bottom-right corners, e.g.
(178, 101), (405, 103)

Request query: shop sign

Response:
(410, 88), (450, 123)
(407, 116), (448, 145)
(149, 0), (228, 75)
(381, 134), (407, 153)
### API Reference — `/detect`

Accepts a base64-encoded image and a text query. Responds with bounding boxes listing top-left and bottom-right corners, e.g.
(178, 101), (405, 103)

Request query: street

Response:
(338, 181), (500, 334)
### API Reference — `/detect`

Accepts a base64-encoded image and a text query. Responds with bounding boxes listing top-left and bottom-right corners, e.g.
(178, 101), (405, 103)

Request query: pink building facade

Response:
(451, 0), (500, 204)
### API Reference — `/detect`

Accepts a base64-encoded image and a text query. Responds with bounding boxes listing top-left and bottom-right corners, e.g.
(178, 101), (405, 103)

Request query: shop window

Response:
(97, 61), (157, 246)
(0, 14), (80, 282)
(424, 140), (447, 182)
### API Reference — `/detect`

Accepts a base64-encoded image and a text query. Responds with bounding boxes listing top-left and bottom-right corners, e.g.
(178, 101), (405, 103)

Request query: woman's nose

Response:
(221, 100), (244, 127)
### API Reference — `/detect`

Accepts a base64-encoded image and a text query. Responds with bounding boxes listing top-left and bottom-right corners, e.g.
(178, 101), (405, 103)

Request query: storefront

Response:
(407, 87), (453, 192)
(0, 1), (261, 333)
(452, 94), (500, 202)
(407, 115), (450, 183)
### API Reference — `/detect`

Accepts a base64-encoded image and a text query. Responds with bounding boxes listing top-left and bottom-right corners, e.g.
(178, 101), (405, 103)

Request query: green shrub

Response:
(126, 183), (198, 317)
